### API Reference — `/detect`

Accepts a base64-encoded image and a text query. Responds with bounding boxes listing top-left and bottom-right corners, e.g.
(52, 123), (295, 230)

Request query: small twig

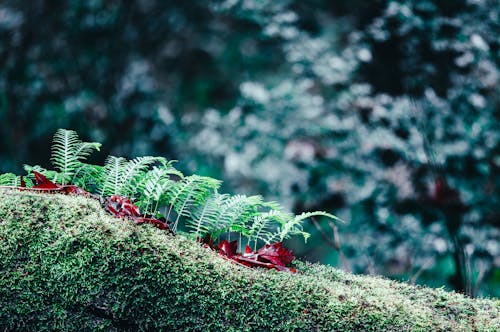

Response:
(409, 258), (434, 285)
(465, 248), (473, 297)
(311, 217), (351, 272)
(472, 261), (487, 298)
(311, 217), (336, 247)
(328, 221), (351, 272)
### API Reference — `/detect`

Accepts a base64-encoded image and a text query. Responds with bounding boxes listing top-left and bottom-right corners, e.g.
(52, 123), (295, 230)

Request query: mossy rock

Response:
(0, 189), (498, 331)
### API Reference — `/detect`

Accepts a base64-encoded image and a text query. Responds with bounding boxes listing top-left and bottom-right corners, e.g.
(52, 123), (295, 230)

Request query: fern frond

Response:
(186, 193), (228, 238)
(0, 173), (20, 186)
(136, 166), (177, 215)
(166, 175), (221, 232)
(72, 164), (103, 192)
(74, 141), (102, 160)
(99, 156), (127, 196)
(246, 209), (291, 247)
(116, 156), (163, 196)
(217, 195), (263, 235)
(157, 159), (184, 180)
(186, 194), (263, 239)
(50, 129), (101, 185)
(278, 211), (342, 243)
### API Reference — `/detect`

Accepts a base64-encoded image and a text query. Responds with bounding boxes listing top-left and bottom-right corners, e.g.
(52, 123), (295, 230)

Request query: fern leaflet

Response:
(50, 129), (101, 185)
(278, 211), (343, 242)
(166, 175), (221, 232)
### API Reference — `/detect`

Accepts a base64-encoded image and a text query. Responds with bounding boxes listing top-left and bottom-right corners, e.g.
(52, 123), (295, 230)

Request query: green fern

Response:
(1, 128), (344, 250)
(186, 194), (264, 239)
(0, 173), (21, 186)
(277, 211), (343, 243)
(72, 164), (103, 191)
(99, 156), (127, 196)
(99, 156), (166, 197)
(246, 209), (290, 249)
(118, 156), (164, 196)
(165, 175), (222, 232)
(187, 193), (229, 238)
(216, 195), (264, 235)
(136, 162), (183, 216)
(50, 129), (101, 185)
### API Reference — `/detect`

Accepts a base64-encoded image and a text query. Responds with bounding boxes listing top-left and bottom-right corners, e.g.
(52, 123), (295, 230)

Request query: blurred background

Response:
(0, 0), (498, 297)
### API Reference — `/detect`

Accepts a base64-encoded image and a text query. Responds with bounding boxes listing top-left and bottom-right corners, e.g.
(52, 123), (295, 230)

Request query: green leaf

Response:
(50, 129), (101, 185)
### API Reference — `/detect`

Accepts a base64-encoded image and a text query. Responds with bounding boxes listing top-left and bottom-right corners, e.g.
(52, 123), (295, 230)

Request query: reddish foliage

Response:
(102, 195), (170, 231)
(32, 171), (60, 189)
(253, 242), (295, 266)
(31, 171), (92, 195)
(217, 240), (238, 258)
(27, 171), (171, 232)
(104, 195), (141, 218)
(216, 240), (296, 273)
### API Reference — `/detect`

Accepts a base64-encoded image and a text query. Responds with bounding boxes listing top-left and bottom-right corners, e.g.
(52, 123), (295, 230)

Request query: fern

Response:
(186, 194), (264, 239)
(165, 175), (221, 232)
(72, 164), (103, 191)
(98, 156), (166, 197)
(136, 163), (182, 216)
(0, 173), (21, 186)
(187, 193), (229, 238)
(50, 129), (101, 185)
(277, 211), (343, 243)
(246, 209), (290, 249)
(99, 156), (127, 196)
(216, 195), (264, 235)
(117, 156), (164, 196)
(1, 128), (344, 251)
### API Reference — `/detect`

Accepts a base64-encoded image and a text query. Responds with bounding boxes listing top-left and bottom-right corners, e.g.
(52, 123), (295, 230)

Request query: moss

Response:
(0, 188), (498, 331)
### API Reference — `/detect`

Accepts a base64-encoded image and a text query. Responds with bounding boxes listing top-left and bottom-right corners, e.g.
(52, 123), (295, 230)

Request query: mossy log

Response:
(0, 189), (498, 331)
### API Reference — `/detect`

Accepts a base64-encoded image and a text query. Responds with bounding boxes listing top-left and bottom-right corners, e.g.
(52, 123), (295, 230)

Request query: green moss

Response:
(0, 189), (498, 331)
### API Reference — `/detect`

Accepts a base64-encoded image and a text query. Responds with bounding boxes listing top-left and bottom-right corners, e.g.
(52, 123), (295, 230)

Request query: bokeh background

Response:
(1, 0), (498, 297)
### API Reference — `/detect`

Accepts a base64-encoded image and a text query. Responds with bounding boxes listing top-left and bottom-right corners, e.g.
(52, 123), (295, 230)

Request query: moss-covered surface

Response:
(0, 189), (498, 331)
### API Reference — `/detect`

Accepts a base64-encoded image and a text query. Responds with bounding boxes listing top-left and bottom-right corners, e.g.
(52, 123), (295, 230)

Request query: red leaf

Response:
(255, 242), (295, 267)
(244, 245), (253, 254)
(32, 171), (60, 189)
(217, 240), (238, 259)
(120, 200), (141, 217)
(20, 176), (26, 188)
(104, 195), (141, 218)
(216, 242), (296, 272)
(103, 195), (172, 233)
(60, 185), (92, 196)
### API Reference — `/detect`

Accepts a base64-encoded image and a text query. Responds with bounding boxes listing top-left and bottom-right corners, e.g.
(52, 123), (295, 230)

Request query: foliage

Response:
(0, 173), (21, 187)
(0, 129), (339, 258)
(98, 155), (161, 197)
(51, 128), (101, 185)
